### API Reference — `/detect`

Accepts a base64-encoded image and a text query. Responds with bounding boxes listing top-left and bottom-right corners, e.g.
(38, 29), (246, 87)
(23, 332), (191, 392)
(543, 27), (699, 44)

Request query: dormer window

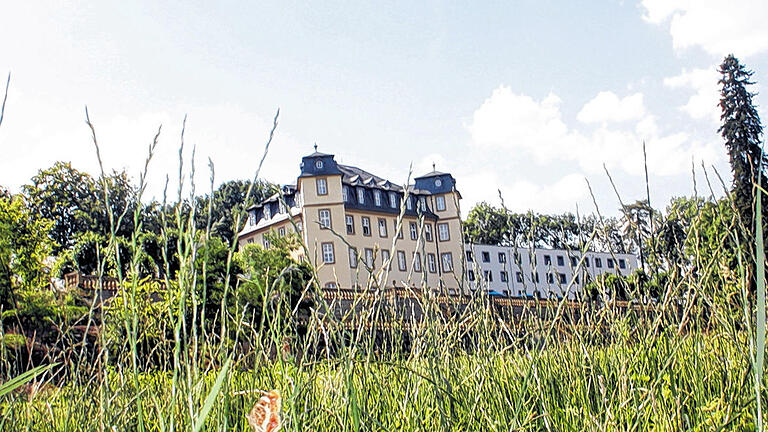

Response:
(406, 196), (413, 210)
(374, 190), (382, 206)
(418, 196), (426, 211)
(263, 205), (271, 220)
(315, 160), (324, 169)
(342, 186), (349, 202)
(389, 192), (397, 208)
(357, 188), (365, 204)
(248, 212), (256, 226)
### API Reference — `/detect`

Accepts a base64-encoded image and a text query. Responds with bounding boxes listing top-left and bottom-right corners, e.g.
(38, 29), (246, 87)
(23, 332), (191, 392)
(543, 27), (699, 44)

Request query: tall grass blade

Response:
(192, 357), (231, 432)
(0, 363), (57, 398)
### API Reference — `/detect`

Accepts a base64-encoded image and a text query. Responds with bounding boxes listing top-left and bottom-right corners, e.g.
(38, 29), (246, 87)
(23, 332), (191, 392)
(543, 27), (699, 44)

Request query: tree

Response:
(195, 179), (276, 245)
(621, 200), (654, 270)
(718, 55), (766, 241)
(463, 202), (514, 246)
(0, 194), (54, 308)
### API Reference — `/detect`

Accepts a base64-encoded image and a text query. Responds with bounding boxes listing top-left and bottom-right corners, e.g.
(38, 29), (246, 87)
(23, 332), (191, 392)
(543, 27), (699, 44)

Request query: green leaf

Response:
(0, 362), (59, 398)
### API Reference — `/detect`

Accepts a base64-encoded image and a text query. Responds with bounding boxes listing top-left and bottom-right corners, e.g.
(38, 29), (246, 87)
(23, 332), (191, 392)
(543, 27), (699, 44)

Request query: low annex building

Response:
(238, 149), (465, 294)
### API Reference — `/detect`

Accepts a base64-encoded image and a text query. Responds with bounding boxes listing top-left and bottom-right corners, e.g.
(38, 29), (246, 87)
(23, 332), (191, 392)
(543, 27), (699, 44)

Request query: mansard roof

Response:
(338, 164), (404, 192)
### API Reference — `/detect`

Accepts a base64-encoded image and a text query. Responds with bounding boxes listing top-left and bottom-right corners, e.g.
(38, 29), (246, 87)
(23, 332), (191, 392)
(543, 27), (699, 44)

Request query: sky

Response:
(2, 1), (768, 216)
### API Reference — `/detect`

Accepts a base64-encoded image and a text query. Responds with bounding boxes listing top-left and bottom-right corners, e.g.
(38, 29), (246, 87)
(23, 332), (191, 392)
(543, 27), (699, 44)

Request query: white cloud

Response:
(641, 0), (768, 57)
(663, 67), (721, 124)
(577, 92), (646, 124)
(465, 85), (725, 183)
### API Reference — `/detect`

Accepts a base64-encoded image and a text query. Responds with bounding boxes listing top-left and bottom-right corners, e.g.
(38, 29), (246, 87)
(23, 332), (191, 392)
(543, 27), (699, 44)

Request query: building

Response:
(237, 149), (465, 293)
(464, 244), (638, 300)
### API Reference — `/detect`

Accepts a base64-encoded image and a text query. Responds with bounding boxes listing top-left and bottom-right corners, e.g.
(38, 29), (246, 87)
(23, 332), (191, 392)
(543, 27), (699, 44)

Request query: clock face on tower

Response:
(435, 179), (442, 187)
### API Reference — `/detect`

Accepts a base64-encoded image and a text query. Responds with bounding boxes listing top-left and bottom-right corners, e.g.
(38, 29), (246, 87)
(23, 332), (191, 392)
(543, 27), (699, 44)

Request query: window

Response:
(247, 238), (254, 244)
(544, 255), (551, 265)
(547, 273), (554, 284)
(279, 201), (286, 214)
(357, 188), (365, 204)
(595, 257), (602, 268)
(557, 255), (564, 266)
(389, 192), (397, 208)
(318, 209), (331, 229)
(263, 205), (271, 220)
(324, 282), (337, 289)
(585, 257), (590, 267)
(465, 250), (473, 262)
(410, 222), (418, 240)
(378, 218), (388, 237)
(374, 190), (382, 206)
(424, 224), (433, 241)
(397, 251), (407, 271)
(573, 274), (580, 284)
(441, 253), (453, 272)
(321, 242), (335, 264)
(278, 227), (286, 236)
(427, 253), (437, 273)
(531, 272), (540, 283)
(498, 252), (506, 263)
(481, 251), (490, 263)
(316, 178), (328, 195)
(345, 215), (354, 234)
(361, 217), (371, 236)
(349, 247), (358, 268)
(248, 213), (256, 226)
(468, 270), (475, 281)
(608, 258), (615, 268)
(264, 239), (271, 248)
(500, 271), (508, 282)
(382, 250), (391, 269)
(570, 256), (577, 267)
(315, 160), (324, 169)
(516, 272), (523, 283)
(438, 223), (450, 241)
(297, 221), (303, 232)
(413, 252), (422, 272)
(619, 259), (626, 269)
(435, 195), (446, 211)
(558, 273), (566, 284)
(342, 186), (349, 202)
(484, 270), (492, 282)
(365, 248), (375, 268)
(406, 197), (413, 210)
(393, 220), (403, 239)
(418, 196), (426, 212)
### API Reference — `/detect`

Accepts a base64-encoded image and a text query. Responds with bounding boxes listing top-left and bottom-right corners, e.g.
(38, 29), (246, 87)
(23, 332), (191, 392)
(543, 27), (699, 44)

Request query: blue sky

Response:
(2, 1), (768, 215)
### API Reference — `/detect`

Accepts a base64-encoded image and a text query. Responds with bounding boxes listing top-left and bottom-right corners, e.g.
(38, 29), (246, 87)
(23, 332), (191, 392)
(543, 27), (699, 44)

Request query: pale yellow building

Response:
(237, 149), (465, 294)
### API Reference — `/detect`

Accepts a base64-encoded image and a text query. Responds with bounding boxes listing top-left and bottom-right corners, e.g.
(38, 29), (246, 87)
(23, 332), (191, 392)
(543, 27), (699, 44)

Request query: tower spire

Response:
(432, 162), (436, 172)
(314, 142), (318, 152)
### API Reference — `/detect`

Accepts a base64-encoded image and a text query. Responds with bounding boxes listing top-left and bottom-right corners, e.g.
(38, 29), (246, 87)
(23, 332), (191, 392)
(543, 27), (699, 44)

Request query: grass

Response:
(0, 103), (766, 431)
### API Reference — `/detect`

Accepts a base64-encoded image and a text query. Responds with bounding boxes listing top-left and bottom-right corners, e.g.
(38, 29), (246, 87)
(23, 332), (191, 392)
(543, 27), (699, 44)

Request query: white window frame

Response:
(365, 248), (375, 268)
(349, 247), (358, 268)
(397, 250), (407, 271)
(378, 218), (388, 237)
(413, 252), (422, 272)
(361, 217), (371, 236)
(342, 186), (349, 202)
(316, 178), (328, 195)
(409, 222), (418, 240)
(427, 253), (437, 273)
(435, 195), (446, 211)
(345, 215), (354, 234)
(318, 209), (331, 229)
(374, 190), (382, 206)
(441, 252), (453, 272)
(438, 223), (450, 241)
(321, 242), (335, 264)
(389, 192), (397, 208)
(406, 197), (413, 210)
(357, 188), (365, 204)
(424, 224), (433, 242)
(382, 249), (391, 269)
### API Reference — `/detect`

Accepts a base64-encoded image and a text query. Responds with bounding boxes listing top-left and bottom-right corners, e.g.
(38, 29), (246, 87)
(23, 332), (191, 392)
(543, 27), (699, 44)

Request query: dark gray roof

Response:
(338, 164), (404, 191)
(306, 151), (333, 157)
(414, 170), (449, 180)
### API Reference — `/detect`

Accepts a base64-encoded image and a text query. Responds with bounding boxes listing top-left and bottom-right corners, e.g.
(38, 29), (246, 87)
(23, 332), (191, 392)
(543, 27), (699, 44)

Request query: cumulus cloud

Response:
(663, 67), (721, 124)
(641, 0), (768, 57)
(466, 85), (724, 178)
(577, 92), (646, 124)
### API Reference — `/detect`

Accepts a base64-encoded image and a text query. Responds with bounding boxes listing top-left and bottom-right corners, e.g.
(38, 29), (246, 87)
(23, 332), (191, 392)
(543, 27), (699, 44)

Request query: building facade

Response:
(238, 150), (465, 293)
(464, 244), (637, 300)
